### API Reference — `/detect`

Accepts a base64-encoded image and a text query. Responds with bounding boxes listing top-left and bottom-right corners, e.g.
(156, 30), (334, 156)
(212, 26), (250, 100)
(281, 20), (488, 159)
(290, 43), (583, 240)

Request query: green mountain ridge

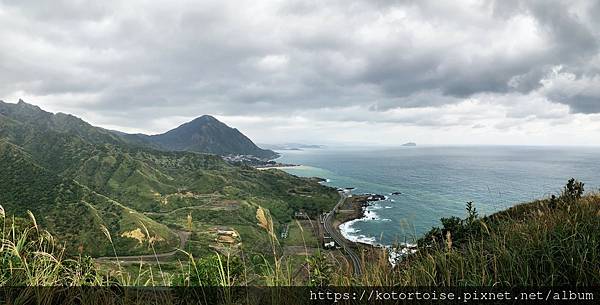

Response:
(0, 100), (132, 146)
(0, 100), (277, 158)
(0, 100), (337, 258)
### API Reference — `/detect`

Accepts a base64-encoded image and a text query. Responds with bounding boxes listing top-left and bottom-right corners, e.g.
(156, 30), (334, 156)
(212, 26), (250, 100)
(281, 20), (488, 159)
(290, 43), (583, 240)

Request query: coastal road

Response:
(324, 192), (362, 276)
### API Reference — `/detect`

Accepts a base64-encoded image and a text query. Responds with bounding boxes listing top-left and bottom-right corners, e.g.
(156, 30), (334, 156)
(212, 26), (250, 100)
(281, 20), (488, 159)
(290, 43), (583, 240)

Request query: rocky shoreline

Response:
(335, 193), (388, 246)
(335, 193), (417, 266)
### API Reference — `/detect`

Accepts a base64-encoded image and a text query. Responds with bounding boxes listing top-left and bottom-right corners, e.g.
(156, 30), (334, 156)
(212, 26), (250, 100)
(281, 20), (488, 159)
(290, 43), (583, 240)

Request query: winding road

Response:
(323, 192), (362, 276)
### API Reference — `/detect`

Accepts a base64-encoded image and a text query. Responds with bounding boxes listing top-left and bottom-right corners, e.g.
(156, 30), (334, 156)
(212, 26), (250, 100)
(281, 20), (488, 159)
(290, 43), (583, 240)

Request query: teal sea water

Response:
(277, 146), (600, 246)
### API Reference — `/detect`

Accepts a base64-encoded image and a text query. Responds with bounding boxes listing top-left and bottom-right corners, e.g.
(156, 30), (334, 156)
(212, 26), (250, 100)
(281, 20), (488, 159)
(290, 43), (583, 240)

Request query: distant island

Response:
(402, 142), (417, 146)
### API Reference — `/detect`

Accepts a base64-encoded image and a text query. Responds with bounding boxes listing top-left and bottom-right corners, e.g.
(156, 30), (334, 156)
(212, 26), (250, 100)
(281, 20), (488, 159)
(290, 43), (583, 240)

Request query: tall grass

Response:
(0, 208), (106, 286)
(344, 192), (600, 286)
(1, 185), (599, 289)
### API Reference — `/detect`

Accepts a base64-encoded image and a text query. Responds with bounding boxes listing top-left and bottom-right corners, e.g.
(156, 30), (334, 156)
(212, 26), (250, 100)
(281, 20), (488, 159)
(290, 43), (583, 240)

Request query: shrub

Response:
(306, 251), (333, 286)
(561, 178), (584, 202)
(420, 201), (482, 248)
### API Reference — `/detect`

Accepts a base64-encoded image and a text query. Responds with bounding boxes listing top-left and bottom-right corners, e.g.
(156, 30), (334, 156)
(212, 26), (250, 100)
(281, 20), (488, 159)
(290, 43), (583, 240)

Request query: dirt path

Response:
(143, 205), (237, 217)
(95, 230), (191, 264)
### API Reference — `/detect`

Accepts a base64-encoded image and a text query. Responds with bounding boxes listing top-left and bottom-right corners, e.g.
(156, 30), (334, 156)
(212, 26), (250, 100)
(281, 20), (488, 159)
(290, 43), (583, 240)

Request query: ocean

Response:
(277, 146), (600, 246)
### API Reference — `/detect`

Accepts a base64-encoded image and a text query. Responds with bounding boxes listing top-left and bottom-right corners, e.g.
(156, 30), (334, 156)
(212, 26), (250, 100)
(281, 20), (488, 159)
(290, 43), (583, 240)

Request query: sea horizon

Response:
(274, 143), (600, 150)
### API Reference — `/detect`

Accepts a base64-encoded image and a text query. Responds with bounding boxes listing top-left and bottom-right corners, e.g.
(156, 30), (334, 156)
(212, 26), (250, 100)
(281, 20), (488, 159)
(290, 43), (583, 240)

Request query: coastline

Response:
(255, 164), (302, 170)
(271, 155), (411, 250)
(273, 159), (395, 248)
(333, 194), (381, 247)
(333, 194), (417, 266)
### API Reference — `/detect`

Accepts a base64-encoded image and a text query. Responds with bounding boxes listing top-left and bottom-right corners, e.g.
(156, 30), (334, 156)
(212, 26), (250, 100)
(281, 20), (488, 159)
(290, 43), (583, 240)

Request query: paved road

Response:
(95, 230), (191, 264)
(323, 192), (362, 276)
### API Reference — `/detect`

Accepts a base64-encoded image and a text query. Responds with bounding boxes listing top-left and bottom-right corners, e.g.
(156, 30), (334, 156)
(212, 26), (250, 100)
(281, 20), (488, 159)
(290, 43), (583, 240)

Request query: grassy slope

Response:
(0, 141), (179, 256)
(356, 192), (600, 286)
(0, 108), (338, 259)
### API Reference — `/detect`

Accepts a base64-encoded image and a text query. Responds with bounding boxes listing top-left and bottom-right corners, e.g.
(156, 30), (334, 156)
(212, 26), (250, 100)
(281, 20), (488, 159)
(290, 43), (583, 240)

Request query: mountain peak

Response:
(199, 114), (217, 120)
(12, 99), (44, 113)
(0, 99), (45, 117)
(191, 115), (220, 124)
(16, 98), (38, 107)
(146, 115), (277, 159)
(1, 100), (127, 145)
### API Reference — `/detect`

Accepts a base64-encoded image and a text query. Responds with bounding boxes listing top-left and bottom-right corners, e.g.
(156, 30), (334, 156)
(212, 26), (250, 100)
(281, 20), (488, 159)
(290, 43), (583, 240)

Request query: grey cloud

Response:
(508, 66), (554, 93)
(539, 67), (600, 114)
(358, 0), (599, 101)
(1, 0), (599, 136)
(527, 0), (598, 60)
(2, 0), (111, 22)
(567, 95), (600, 114)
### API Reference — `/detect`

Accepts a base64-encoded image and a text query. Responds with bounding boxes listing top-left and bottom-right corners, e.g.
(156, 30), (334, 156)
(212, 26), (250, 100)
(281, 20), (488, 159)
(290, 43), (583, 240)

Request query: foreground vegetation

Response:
(1, 179), (599, 289)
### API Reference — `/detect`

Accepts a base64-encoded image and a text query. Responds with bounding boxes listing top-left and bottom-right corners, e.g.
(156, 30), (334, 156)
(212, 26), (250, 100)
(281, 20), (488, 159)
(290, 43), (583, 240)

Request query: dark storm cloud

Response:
(0, 0), (599, 133)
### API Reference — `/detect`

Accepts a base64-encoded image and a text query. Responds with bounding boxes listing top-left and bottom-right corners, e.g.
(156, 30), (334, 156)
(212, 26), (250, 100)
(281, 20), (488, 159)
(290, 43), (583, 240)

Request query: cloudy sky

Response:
(1, 0), (600, 145)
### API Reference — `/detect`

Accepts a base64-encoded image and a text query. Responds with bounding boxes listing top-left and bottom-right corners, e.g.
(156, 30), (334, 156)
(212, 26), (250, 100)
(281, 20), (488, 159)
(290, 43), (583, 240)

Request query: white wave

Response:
(339, 221), (377, 244)
(386, 243), (418, 266)
(339, 221), (360, 234)
(363, 209), (380, 220)
(353, 234), (377, 244)
(338, 201), (394, 246)
(341, 221), (418, 265)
